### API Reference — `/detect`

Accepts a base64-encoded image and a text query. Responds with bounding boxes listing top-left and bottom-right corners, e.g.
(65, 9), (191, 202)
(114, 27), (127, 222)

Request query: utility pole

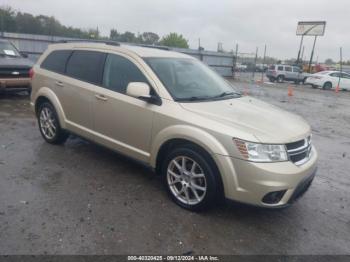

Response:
(252, 47), (258, 79)
(308, 36), (318, 73)
(233, 43), (238, 79)
(337, 47), (343, 88)
(261, 44), (267, 83)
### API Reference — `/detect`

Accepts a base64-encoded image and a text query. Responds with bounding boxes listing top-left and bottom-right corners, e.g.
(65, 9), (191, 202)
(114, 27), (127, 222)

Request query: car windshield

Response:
(145, 57), (240, 102)
(0, 42), (21, 57)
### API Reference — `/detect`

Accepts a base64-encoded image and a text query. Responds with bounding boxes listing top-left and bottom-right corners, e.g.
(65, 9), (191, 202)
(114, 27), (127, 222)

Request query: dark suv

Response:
(0, 39), (33, 94)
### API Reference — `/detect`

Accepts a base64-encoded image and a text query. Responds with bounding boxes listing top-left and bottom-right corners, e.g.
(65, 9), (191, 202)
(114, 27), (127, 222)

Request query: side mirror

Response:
(126, 82), (162, 105)
(126, 82), (151, 98)
(20, 52), (28, 58)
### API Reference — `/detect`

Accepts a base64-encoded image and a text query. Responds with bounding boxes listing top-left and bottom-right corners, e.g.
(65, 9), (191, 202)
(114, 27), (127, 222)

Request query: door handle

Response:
(55, 81), (64, 87)
(95, 94), (108, 101)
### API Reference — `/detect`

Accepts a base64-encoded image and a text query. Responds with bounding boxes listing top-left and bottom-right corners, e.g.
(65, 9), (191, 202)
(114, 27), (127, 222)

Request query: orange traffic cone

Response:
(288, 85), (293, 97)
(335, 85), (340, 93)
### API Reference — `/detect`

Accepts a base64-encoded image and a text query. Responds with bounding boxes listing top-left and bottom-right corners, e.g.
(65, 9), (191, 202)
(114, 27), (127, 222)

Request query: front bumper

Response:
(214, 146), (318, 208)
(0, 77), (31, 91)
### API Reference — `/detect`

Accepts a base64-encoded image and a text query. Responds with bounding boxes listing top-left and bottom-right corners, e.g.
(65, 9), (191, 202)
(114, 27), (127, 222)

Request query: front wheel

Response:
(162, 145), (222, 211)
(37, 102), (69, 144)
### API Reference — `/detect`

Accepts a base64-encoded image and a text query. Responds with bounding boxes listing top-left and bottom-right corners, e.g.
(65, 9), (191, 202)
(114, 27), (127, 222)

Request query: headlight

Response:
(234, 139), (288, 162)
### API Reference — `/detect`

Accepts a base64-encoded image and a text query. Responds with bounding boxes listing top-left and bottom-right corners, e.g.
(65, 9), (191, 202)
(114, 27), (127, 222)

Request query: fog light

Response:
(262, 190), (286, 204)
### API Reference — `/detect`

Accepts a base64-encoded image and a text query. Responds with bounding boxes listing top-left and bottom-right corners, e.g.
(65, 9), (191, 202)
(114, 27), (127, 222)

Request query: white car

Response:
(305, 71), (350, 90)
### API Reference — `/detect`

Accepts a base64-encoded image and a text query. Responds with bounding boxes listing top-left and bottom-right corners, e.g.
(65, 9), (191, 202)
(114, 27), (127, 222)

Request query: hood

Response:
(180, 96), (310, 143)
(0, 56), (34, 68)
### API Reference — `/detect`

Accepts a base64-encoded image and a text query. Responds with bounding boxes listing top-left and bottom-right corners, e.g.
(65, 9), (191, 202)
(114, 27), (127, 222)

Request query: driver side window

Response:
(103, 54), (148, 94)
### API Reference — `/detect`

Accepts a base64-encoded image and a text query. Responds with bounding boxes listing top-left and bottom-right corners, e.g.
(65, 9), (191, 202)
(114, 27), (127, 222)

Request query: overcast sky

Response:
(3, 0), (349, 61)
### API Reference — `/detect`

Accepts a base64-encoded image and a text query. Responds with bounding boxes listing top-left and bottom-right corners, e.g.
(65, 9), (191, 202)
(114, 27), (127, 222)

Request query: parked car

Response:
(0, 39), (33, 94)
(30, 42), (317, 211)
(235, 63), (247, 72)
(305, 71), (350, 90)
(266, 64), (309, 84)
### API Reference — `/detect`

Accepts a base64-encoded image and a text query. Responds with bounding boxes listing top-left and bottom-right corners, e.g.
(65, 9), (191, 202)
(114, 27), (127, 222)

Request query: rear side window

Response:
(277, 66), (284, 71)
(41, 50), (72, 74)
(285, 66), (292, 72)
(103, 54), (148, 94)
(330, 72), (340, 77)
(66, 50), (106, 85)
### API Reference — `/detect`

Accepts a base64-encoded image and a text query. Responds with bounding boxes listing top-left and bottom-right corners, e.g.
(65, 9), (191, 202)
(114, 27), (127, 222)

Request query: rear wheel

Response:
(277, 75), (284, 83)
(323, 82), (332, 90)
(161, 145), (222, 211)
(268, 77), (275, 83)
(37, 102), (69, 144)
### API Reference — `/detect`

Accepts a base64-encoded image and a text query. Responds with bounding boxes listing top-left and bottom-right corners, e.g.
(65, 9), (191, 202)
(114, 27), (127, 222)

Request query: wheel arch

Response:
(34, 87), (67, 129)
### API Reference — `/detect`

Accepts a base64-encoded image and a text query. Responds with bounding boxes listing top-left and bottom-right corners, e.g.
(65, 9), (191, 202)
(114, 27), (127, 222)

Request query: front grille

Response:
(0, 68), (30, 78)
(286, 136), (312, 165)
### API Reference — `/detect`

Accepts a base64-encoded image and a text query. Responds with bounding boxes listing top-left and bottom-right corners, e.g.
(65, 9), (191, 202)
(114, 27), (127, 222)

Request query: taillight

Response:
(271, 70), (277, 75)
(29, 68), (34, 79)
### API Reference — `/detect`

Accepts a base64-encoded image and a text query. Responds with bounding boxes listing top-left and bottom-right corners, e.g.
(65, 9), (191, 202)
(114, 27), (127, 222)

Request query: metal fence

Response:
(0, 32), (236, 77)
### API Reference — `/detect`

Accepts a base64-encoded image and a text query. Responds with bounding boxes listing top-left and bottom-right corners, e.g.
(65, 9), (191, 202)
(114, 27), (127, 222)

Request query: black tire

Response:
(277, 75), (284, 83)
(268, 77), (275, 83)
(37, 102), (69, 144)
(161, 144), (222, 211)
(323, 82), (332, 90)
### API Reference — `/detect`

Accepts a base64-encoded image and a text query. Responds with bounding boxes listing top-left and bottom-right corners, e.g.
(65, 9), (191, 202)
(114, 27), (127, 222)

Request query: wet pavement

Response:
(0, 82), (349, 255)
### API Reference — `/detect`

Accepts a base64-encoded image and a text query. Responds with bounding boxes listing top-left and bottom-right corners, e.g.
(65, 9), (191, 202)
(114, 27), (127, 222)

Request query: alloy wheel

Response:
(39, 106), (57, 139)
(167, 156), (207, 205)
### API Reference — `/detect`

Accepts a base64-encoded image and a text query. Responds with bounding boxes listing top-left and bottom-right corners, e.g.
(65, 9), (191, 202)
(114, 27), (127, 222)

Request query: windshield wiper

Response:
(213, 91), (241, 98)
(176, 96), (211, 102)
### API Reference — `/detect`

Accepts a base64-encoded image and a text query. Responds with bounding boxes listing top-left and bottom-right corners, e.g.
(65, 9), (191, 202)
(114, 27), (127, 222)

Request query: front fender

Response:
(150, 125), (241, 199)
(33, 87), (67, 129)
(150, 125), (229, 167)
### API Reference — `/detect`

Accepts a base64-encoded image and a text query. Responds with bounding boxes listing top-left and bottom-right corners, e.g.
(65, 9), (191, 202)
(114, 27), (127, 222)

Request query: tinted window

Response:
(285, 66), (292, 72)
(277, 66), (284, 71)
(41, 50), (72, 73)
(341, 73), (350, 79)
(66, 50), (106, 85)
(293, 67), (300, 72)
(330, 72), (340, 77)
(103, 54), (148, 94)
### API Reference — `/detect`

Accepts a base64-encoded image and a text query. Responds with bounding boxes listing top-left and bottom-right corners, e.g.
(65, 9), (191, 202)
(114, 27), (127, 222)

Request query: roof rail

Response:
(133, 44), (170, 51)
(56, 39), (120, 46)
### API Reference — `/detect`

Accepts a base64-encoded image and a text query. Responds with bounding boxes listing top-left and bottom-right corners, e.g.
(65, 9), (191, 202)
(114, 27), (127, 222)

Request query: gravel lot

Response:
(0, 80), (349, 255)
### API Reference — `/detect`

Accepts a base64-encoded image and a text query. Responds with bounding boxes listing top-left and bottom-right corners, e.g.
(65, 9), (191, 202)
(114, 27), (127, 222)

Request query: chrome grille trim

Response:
(286, 136), (312, 166)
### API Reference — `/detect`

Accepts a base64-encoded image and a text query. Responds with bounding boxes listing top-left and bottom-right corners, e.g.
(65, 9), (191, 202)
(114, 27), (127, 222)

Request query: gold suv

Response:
(30, 41), (318, 211)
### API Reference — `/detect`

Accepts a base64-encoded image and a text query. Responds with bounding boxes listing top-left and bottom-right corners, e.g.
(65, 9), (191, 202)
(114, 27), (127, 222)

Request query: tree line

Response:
(0, 6), (189, 48)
